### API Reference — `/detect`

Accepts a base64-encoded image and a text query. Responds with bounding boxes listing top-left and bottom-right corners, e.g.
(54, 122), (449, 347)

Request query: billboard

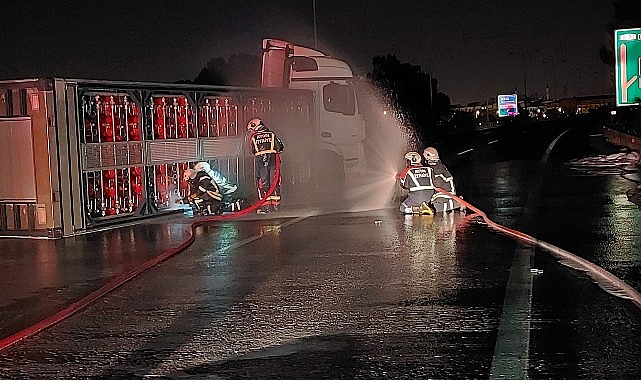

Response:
(615, 28), (641, 107)
(498, 94), (518, 117)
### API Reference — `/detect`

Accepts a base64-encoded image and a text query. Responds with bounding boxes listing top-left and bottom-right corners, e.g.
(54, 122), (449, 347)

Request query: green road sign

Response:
(615, 28), (641, 106)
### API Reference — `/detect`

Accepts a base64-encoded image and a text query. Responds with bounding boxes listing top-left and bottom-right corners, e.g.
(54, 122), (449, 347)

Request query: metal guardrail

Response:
(604, 127), (641, 152)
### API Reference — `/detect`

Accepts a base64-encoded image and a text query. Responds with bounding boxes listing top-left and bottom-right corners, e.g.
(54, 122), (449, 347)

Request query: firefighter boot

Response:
(206, 203), (224, 216)
(420, 202), (434, 215)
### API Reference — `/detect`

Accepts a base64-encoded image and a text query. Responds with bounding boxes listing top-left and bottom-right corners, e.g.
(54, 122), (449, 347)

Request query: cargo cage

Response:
(0, 78), (314, 238)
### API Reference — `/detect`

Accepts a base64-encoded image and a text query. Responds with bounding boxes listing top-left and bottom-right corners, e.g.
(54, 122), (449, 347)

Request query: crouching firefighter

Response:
(397, 151), (435, 215)
(181, 168), (224, 216)
(193, 161), (247, 212)
(423, 147), (464, 213)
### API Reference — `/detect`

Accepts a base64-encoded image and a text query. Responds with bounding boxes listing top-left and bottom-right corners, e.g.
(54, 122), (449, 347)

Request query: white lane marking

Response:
(541, 128), (572, 163)
(488, 139), (499, 145)
(490, 245), (533, 379)
(457, 148), (474, 155)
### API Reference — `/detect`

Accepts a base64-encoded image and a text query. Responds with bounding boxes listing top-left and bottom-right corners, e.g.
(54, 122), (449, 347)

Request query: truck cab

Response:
(261, 39), (366, 186)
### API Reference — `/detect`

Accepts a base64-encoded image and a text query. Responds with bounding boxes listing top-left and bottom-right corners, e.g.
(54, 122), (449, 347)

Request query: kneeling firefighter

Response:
(193, 161), (246, 212)
(181, 168), (224, 216)
(423, 147), (464, 212)
(397, 151), (435, 215)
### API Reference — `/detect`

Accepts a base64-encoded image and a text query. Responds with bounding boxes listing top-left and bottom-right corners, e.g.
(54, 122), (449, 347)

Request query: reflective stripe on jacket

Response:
(250, 131), (283, 156)
(400, 166), (435, 192)
(191, 172), (222, 202)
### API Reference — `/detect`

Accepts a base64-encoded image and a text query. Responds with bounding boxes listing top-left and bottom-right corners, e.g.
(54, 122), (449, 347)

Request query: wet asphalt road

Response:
(1, 119), (641, 379)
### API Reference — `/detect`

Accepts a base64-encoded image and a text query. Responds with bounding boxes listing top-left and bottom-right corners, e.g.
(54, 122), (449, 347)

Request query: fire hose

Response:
(3, 162), (638, 352)
(435, 187), (641, 311)
(197, 153), (282, 220)
(0, 154), (282, 351)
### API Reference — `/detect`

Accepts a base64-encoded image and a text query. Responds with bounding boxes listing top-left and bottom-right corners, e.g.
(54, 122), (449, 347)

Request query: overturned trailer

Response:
(0, 38), (399, 238)
(0, 78), (319, 238)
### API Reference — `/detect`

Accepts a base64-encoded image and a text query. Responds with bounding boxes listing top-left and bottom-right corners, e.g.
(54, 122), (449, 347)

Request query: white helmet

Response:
(404, 151), (422, 166)
(183, 168), (197, 182)
(194, 161), (210, 172)
(246, 117), (265, 132)
(423, 147), (439, 164)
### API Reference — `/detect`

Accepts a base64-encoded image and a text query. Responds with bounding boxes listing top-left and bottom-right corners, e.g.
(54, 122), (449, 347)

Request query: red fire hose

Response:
(435, 187), (641, 311)
(0, 154), (282, 351)
(3, 164), (637, 352)
(198, 153), (282, 220)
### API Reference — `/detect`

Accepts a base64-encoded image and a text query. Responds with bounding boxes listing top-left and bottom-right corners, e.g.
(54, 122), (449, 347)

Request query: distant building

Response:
(453, 94), (615, 122)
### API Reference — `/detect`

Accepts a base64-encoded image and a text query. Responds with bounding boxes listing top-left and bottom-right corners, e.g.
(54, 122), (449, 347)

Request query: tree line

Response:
(189, 1), (640, 147)
(190, 52), (455, 146)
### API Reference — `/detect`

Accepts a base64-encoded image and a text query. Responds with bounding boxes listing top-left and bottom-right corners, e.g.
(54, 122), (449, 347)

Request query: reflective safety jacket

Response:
(203, 168), (238, 196)
(430, 161), (456, 193)
(428, 160), (463, 212)
(249, 130), (284, 156)
(188, 171), (222, 202)
(398, 165), (435, 194)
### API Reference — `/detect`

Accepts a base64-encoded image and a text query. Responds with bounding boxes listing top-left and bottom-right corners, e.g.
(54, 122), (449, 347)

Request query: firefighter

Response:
(193, 161), (246, 212)
(423, 147), (464, 212)
(247, 118), (284, 214)
(181, 168), (224, 216)
(397, 151), (435, 215)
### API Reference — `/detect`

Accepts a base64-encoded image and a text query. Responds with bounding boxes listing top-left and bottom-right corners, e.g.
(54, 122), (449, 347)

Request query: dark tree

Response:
(599, 0), (641, 67)
(614, 0), (641, 26)
(432, 91), (451, 125)
(194, 54), (261, 87)
(367, 55), (451, 144)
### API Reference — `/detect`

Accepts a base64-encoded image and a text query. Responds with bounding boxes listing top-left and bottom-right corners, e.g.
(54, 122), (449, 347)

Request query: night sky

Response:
(0, 1), (615, 105)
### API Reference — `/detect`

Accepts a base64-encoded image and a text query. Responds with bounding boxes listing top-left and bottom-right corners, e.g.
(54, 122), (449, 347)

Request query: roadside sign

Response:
(498, 94), (518, 117)
(615, 28), (641, 106)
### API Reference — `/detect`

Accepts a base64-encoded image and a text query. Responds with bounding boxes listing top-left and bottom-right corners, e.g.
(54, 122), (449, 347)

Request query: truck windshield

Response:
(323, 82), (355, 115)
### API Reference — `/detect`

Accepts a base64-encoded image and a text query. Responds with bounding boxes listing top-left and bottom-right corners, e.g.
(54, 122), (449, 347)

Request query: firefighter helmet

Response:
(194, 161), (210, 172)
(246, 118), (264, 131)
(423, 147), (439, 163)
(183, 168), (197, 182)
(404, 151), (422, 166)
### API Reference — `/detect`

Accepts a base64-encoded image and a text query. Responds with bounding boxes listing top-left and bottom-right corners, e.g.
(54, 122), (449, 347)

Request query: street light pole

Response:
(509, 51), (528, 112)
(522, 54), (527, 111)
(313, 0), (318, 49)
(542, 59), (567, 100)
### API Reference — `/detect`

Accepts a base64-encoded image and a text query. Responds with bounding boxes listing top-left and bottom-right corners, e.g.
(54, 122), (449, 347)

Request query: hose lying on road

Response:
(566, 149), (641, 216)
(435, 187), (641, 311)
(3, 158), (636, 353)
(0, 155), (282, 352)
(566, 150), (641, 175)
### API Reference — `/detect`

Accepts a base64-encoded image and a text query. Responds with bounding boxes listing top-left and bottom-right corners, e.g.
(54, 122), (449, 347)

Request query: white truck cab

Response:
(261, 39), (366, 182)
